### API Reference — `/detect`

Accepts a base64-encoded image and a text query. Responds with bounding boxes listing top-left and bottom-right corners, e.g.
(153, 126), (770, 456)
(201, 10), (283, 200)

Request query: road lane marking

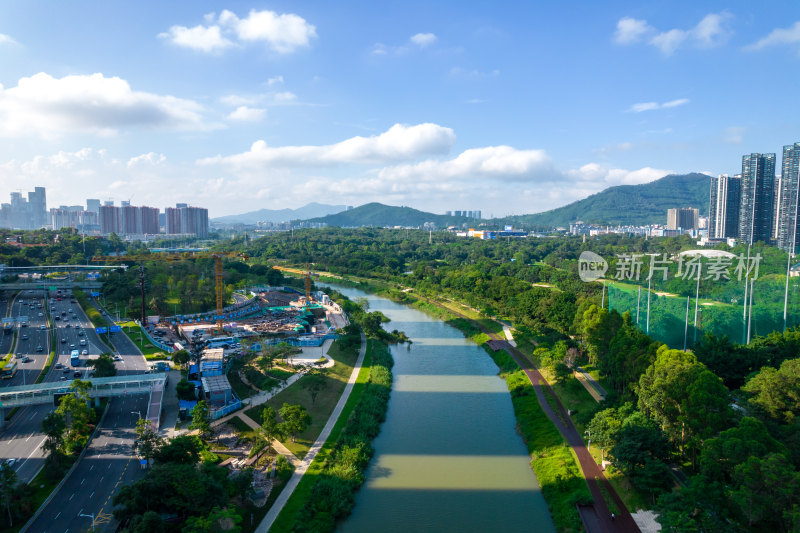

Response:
(69, 493), (74, 501)
(55, 511), (61, 519)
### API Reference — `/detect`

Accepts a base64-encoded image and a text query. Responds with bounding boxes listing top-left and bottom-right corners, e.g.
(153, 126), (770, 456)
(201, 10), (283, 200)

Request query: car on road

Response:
(54, 316), (60, 321)
(65, 324), (71, 328)
(55, 363), (62, 369)
(37, 312), (43, 317)
(69, 344), (75, 349)
(58, 376), (66, 382)
(21, 356), (31, 363)
(77, 331), (84, 336)
(81, 349), (88, 355)
(40, 324), (46, 330)
(61, 338), (66, 343)
(21, 334), (27, 340)
(73, 371), (81, 378)
(3, 459), (16, 468)
(63, 367), (70, 373)
(113, 355), (122, 361)
(36, 345), (42, 352)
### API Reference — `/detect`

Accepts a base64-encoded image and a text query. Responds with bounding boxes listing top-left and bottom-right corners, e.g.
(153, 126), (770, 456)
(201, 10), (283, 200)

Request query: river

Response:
(327, 285), (555, 533)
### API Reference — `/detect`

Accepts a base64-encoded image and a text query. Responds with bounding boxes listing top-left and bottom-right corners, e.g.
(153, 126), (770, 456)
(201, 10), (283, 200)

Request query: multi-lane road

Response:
(0, 289), (156, 532)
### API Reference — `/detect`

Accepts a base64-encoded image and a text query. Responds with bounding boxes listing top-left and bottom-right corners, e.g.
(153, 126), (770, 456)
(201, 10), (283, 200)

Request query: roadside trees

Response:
(301, 368), (329, 407)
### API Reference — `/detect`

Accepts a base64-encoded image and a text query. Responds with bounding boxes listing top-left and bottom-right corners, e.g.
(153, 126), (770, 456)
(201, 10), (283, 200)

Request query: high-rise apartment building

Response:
(121, 204), (141, 234)
(708, 174), (741, 239)
(776, 142), (800, 252)
(99, 204), (121, 234)
(86, 199), (100, 214)
(140, 207), (160, 234)
(164, 204), (208, 237)
(738, 153), (776, 245)
(0, 187), (48, 229)
(667, 208), (699, 230)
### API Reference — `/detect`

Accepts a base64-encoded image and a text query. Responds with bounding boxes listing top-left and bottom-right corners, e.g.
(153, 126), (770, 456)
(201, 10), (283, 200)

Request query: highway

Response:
(24, 295), (153, 533)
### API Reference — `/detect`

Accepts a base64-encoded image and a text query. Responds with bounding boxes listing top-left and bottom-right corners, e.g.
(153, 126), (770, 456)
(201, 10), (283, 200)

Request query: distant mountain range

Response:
(211, 202), (348, 225)
(214, 173), (712, 229)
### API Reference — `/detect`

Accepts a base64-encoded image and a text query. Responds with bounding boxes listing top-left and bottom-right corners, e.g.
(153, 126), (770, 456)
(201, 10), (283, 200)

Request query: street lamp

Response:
(79, 512), (95, 532)
(132, 411), (142, 419)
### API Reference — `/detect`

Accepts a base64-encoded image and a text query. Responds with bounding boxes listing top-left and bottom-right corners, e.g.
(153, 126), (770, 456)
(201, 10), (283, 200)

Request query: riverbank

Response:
(318, 280), (591, 531)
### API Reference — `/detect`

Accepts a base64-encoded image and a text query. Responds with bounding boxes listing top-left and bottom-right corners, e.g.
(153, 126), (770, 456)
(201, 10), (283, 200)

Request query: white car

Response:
(81, 349), (88, 355)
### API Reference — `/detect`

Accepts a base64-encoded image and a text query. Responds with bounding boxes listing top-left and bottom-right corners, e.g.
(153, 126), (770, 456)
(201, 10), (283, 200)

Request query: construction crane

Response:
(91, 251), (248, 333)
(272, 264), (318, 300)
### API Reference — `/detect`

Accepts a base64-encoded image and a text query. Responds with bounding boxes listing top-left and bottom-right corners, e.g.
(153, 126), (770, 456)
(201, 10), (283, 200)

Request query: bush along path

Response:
(256, 331), (368, 532)
(420, 295), (640, 533)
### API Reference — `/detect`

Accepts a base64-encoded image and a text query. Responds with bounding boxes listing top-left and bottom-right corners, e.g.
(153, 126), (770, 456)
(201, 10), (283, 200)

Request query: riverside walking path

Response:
(255, 331), (367, 533)
(419, 295), (640, 533)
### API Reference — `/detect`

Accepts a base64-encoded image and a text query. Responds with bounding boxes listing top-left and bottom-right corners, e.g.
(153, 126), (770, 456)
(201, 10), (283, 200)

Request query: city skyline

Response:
(1, 2), (800, 216)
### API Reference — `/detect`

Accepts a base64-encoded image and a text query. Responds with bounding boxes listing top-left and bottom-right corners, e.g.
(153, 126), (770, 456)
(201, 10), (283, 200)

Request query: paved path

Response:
(574, 367), (606, 402)
(256, 332), (367, 533)
(420, 296), (640, 533)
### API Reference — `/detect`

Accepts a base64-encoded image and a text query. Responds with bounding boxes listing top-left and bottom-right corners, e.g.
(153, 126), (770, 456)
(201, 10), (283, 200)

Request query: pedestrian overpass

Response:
(0, 374), (167, 427)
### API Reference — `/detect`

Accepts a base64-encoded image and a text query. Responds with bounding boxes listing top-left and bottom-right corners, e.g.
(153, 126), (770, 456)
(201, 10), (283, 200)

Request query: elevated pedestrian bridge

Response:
(0, 374), (166, 410)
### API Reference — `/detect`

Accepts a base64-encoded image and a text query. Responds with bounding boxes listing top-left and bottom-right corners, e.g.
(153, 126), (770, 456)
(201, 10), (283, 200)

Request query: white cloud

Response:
(378, 146), (554, 183)
(615, 12), (731, 55)
(567, 164), (672, 186)
(265, 75), (284, 86)
(218, 9), (316, 53)
(0, 72), (215, 138)
(650, 29), (688, 55)
(371, 32), (439, 56)
(410, 33), (437, 47)
(127, 152), (166, 168)
(227, 106), (266, 122)
(161, 9), (316, 54)
(746, 21), (800, 51)
(614, 18), (652, 44)
(199, 123), (456, 167)
(158, 24), (234, 53)
(0, 33), (17, 45)
(627, 98), (689, 112)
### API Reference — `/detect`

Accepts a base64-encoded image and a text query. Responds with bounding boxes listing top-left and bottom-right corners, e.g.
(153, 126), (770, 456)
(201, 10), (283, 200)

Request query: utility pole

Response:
(139, 265), (146, 325)
(683, 295), (690, 352)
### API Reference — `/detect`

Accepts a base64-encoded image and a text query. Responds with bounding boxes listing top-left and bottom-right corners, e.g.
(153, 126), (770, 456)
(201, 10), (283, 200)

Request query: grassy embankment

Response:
(271, 338), (390, 533)
(245, 337), (360, 459)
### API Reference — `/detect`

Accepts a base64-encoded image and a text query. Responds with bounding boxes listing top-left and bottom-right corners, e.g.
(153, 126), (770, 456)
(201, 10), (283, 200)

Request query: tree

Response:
(135, 419), (162, 465)
(190, 401), (212, 440)
(55, 379), (94, 454)
(154, 435), (202, 465)
(172, 349), (190, 368)
(182, 506), (242, 533)
(86, 353), (116, 378)
(229, 468), (254, 500)
(278, 403), (311, 443)
(258, 406), (281, 455)
(700, 417), (786, 483)
(731, 453), (800, 530)
(742, 357), (800, 424)
(41, 411), (65, 457)
(0, 463), (16, 527)
(301, 369), (329, 407)
(553, 362), (572, 384)
(610, 419), (672, 500)
(586, 406), (629, 462)
(176, 379), (196, 401)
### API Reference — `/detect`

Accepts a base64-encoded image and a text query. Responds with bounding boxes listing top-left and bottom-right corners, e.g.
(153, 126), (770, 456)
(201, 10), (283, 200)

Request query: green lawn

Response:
(245, 338), (360, 458)
(269, 339), (374, 532)
(122, 326), (168, 358)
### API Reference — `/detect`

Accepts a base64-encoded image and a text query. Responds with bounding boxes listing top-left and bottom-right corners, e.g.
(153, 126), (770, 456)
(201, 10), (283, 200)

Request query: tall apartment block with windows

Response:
(738, 153), (776, 245)
(708, 174), (741, 239)
(776, 142), (800, 252)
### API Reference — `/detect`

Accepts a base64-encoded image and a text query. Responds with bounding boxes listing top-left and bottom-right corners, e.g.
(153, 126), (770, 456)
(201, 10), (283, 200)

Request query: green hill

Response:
(307, 202), (475, 227)
(308, 173), (711, 229)
(503, 172), (711, 228)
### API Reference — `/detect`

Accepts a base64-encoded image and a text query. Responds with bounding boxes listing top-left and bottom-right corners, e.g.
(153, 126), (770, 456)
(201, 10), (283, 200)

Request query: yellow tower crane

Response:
(271, 264), (318, 300)
(91, 251), (248, 334)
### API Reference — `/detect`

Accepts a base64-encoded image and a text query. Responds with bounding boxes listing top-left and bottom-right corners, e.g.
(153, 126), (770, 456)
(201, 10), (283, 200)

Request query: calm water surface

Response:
(328, 285), (555, 533)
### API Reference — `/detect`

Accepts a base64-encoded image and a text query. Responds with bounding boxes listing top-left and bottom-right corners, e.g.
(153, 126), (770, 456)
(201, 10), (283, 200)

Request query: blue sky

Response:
(1, 1), (799, 218)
